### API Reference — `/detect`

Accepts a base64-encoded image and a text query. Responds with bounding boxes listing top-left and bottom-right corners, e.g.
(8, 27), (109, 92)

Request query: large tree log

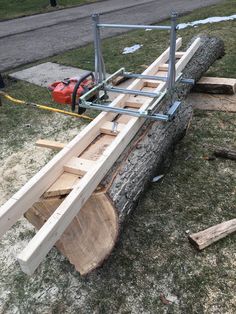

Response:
(25, 36), (224, 275)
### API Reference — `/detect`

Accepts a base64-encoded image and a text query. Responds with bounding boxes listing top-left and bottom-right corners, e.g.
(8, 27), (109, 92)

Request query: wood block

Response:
(64, 157), (97, 175)
(36, 139), (66, 150)
(175, 51), (185, 59)
(193, 77), (236, 95)
(100, 121), (125, 136)
(158, 64), (169, 71)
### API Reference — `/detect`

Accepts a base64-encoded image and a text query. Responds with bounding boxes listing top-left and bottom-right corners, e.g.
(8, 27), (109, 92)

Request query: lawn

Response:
(0, 0), (236, 313)
(0, 0), (97, 21)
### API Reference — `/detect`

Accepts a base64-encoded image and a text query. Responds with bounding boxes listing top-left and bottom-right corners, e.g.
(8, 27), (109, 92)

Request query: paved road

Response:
(0, 0), (222, 72)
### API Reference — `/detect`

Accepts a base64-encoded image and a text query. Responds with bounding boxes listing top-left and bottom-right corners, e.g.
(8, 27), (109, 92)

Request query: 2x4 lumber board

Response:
(64, 157), (97, 175)
(176, 38), (201, 73)
(194, 76), (236, 95)
(189, 218), (236, 250)
(36, 139), (66, 150)
(100, 121), (125, 135)
(17, 38), (201, 275)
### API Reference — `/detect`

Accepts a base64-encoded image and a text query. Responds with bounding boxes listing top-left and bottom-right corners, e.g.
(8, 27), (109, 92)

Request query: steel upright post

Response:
(92, 14), (99, 84)
(167, 12), (178, 91)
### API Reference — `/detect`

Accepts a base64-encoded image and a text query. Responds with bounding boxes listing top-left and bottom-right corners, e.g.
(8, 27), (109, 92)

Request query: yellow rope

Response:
(0, 91), (93, 121)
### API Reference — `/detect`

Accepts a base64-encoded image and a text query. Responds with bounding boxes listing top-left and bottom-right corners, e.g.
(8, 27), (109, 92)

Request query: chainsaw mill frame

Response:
(78, 12), (194, 121)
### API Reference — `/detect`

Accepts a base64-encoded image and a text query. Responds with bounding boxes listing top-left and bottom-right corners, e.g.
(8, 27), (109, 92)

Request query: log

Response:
(193, 76), (236, 95)
(25, 36), (225, 275)
(214, 147), (236, 160)
(188, 219), (236, 250)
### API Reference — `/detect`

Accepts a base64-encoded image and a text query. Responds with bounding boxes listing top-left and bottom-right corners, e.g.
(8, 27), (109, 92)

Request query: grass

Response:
(0, 0), (97, 21)
(0, 0), (236, 313)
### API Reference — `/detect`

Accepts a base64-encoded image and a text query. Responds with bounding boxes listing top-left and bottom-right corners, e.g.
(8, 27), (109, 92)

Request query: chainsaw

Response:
(48, 71), (96, 114)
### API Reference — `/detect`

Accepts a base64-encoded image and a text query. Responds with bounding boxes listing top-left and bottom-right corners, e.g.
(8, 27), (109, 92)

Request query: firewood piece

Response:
(189, 219), (236, 250)
(214, 147), (236, 160)
(193, 77), (236, 95)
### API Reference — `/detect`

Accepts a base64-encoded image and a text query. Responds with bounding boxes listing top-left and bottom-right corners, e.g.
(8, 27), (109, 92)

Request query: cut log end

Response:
(25, 193), (118, 275)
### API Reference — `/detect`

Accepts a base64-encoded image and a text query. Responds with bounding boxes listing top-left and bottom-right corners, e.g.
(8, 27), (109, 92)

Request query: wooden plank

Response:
(189, 219), (236, 250)
(100, 121), (125, 135)
(44, 172), (81, 198)
(17, 38), (202, 275)
(189, 93), (236, 112)
(176, 38), (201, 72)
(64, 157), (97, 175)
(193, 76), (236, 95)
(36, 139), (66, 150)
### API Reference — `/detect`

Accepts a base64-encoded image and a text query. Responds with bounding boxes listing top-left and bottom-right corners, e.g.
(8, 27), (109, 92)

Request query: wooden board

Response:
(193, 76), (236, 95)
(0, 37), (202, 275)
(189, 219), (236, 250)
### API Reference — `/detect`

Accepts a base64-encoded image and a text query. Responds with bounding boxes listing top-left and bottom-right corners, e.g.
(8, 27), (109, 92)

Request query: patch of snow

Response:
(177, 14), (236, 30)
(122, 44), (143, 54)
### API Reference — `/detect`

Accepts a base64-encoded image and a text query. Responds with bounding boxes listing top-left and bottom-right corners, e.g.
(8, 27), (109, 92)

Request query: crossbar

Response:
(97, 23), (171, 30)
(81, 101), (169, 121)
(105, 86), (161, 98)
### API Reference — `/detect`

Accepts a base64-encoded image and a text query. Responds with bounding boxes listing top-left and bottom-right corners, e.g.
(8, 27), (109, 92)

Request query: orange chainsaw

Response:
(48, 71), (95, 114)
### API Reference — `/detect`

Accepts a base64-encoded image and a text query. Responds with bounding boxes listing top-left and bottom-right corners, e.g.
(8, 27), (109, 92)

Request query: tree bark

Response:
(103, 35), (225, 223)
(26, 36), (225, 275)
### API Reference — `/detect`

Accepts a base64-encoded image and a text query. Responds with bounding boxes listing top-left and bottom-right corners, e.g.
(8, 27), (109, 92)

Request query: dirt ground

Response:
(0, 92), (235, 313)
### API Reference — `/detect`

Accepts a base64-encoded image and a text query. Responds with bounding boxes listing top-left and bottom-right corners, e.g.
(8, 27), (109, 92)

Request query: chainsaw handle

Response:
(71, 71), (94, 113)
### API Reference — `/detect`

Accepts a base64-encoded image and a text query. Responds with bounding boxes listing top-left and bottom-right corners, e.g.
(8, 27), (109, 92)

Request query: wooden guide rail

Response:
(0, 37), (201, 274)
